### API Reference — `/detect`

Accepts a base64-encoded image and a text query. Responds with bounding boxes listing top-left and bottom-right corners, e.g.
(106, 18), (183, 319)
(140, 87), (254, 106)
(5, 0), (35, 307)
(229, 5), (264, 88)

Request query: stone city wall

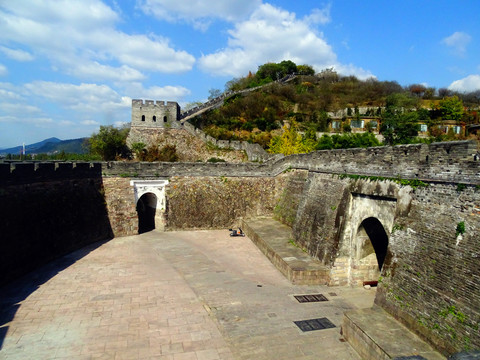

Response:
(182, 122), (270, 162)
(101, 140), (480, 183)
(0, 162), (113, 286)
(1, 140), (479, 354)
(374, 183), (480, 355)
(126, 127), (247, 163)
(164, 173), (295, 230)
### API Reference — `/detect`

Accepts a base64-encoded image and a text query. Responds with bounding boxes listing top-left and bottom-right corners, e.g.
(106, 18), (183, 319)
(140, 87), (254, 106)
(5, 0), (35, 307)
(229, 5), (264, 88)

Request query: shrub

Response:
(138, 144), (179, 162)
(207, 157), (226, 163)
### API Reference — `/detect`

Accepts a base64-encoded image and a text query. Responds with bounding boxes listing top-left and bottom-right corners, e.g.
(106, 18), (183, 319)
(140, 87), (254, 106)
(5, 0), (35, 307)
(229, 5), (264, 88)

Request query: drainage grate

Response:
(294, 294), (328, 303)
(294, 317), (335, 332)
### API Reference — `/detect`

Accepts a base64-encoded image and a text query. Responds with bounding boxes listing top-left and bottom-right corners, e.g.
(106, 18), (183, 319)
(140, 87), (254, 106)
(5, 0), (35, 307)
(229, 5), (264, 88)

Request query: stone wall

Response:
(0, 162), (113, 286)
(374, 183), (480, 355)
(126, 127), (247, 163)
(102, 177), (138, 237)
(278, 140), (479, 183)
(272, 170), (309, 226)
(164, 173), (294, 230)
(105, 140), (480, 183)
(1, 140), (479, 355)
(292, 173), (351, 266)
(131, 100), (181, 128)
(182, 122), (271, 162)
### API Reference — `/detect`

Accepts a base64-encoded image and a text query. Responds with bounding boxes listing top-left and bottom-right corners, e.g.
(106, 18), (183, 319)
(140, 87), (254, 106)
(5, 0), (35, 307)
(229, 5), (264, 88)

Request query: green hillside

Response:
(189, 62), (480, 152)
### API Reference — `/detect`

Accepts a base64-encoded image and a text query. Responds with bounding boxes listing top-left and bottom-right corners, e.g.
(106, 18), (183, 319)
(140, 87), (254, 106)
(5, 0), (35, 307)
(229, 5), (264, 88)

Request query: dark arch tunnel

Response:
(136, 193), (157, 234)
(360, 217), (389, 271)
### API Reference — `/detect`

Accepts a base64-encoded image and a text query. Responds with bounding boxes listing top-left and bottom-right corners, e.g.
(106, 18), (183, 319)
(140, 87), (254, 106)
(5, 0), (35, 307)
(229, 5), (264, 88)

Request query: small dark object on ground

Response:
(294, 317), (335, 332)
(363, 280), (378, 287)
(229, 228), (245, 237)
(294, 294), (328, 303)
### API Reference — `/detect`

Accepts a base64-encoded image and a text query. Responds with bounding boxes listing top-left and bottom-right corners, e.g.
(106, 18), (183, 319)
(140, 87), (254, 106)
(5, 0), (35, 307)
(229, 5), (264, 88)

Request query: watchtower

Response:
(131, 100), (182, 129)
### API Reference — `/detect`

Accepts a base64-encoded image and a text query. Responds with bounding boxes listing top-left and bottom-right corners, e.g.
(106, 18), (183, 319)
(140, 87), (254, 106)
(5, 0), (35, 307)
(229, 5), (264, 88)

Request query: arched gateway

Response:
(332, 193), (396, 286)
(130, 180), (168, 233)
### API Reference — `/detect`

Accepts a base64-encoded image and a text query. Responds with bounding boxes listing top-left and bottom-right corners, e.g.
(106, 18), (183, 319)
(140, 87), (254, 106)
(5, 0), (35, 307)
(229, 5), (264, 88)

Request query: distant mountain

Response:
(0, 137), (88, 155)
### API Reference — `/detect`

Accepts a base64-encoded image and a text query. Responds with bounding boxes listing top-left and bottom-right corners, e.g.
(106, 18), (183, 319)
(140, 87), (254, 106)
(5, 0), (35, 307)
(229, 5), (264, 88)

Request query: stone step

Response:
(342, 306), (446, 360)
(241, 217), (329, 285)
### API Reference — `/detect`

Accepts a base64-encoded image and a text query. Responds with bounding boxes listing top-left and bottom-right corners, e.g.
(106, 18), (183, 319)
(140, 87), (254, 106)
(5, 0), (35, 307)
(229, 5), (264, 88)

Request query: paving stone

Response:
(0, 230), (377, 359)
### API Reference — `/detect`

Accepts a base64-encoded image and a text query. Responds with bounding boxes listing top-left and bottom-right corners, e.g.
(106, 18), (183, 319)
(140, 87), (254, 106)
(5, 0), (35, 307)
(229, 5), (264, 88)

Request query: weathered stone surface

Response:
(375, 183), (480, 355)
(102, 177), (138, 237)
(0, 177), (113, 286)
(164, 174), (293, 229)
(127, 127), (247, 163)
(0, 139), (479, 356)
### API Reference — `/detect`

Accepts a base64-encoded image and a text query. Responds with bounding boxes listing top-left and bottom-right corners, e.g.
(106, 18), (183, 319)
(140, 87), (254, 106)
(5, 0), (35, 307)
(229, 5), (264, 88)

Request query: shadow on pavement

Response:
(0, 239), (109, 350)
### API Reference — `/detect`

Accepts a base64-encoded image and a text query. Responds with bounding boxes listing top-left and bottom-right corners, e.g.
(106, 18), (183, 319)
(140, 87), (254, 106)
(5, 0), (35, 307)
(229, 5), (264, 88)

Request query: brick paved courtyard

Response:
(0, 230), (375, 359)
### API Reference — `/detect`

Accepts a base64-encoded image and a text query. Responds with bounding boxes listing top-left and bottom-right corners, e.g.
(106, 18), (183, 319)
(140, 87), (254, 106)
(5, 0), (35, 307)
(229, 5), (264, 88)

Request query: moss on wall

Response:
(165, 174), (296, 230)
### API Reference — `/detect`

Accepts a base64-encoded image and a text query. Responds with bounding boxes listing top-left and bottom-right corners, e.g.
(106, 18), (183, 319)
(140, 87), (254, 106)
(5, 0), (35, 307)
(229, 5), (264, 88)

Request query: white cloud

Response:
(124, 82), (191, 101)
(0, 88), (21, 100)
(0, 115), (16, 123)
(442, 31), (472, 56)
(0, 64), (7, 76)
(81, 120), (101, 126)
(0, 46), (34, 61)
(0, 102), (42, 115)
(69, 62), (146, 82)
(0, 0), (195, 80)
(448, 74), (480, 92)
(198, 3), (372, 79)
(333, 64), (375, 80)
(59, 120), (76, 126)
(23, 81), (130, 113)
(138, 0), (261, 27)
(304, 5), (331, 25)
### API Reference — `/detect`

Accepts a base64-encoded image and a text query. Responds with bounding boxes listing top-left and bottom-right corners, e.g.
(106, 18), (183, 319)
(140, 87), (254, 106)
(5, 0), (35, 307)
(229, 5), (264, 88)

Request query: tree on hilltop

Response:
(88, 124), (130, 161)
(438, 95), (464, 121)
(297, 64), (315, 76)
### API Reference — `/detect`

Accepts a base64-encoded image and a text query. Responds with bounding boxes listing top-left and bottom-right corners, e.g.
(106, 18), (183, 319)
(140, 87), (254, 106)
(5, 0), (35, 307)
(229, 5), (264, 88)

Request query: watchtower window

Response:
(153, 115), (156, 122)
(141, 115), (145, 121)
(163, 116), (167, 123)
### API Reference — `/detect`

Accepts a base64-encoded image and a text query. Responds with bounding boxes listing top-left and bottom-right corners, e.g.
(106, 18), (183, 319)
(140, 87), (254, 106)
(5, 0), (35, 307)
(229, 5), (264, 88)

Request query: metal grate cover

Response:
(294, 317), (335, 332)
(294, 294), (328, 303)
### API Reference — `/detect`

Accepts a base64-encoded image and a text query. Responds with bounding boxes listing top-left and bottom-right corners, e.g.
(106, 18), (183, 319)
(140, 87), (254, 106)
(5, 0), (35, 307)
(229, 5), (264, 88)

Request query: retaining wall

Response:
(0, 162), (113, 286)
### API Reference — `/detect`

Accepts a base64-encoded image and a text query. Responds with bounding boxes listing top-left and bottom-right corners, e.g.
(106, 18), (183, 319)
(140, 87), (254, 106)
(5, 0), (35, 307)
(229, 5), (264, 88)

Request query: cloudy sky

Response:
(1, 0), (479, 148)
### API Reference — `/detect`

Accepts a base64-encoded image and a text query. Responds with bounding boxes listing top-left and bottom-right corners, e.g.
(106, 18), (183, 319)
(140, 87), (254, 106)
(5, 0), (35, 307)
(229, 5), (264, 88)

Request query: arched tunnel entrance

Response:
(355, 217), (389, 282)
(130, 180), (168, 234)
(137, 192), (157, 234)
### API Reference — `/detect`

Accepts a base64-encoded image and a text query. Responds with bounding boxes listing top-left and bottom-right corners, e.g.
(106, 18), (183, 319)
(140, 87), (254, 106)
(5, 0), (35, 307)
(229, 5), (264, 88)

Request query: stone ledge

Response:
(241, 217), (329, 285)
(342, 306), (446, 360)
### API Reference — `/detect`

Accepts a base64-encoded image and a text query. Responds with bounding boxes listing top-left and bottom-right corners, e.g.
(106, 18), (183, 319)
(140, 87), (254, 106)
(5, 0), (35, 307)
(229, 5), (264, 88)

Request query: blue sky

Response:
(1, 0), (479, 148)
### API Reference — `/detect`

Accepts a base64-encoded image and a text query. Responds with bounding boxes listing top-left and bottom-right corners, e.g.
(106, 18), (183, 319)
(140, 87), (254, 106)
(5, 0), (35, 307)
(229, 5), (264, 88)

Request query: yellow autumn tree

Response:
(268, 122), (316, 155)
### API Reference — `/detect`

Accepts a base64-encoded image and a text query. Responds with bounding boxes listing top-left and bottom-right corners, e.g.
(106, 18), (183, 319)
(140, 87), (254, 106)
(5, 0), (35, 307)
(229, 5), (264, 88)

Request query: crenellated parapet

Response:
(131, 99), (181, 129)
(0, 161), (103, 185)
(3, 140), (479, 184)
(102, 140), (480, 184)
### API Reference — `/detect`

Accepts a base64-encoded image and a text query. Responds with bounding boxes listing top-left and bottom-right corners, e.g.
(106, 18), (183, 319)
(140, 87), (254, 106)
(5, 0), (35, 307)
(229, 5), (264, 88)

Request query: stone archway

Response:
(137, 192), (157, 233)
(354, 217), (389, 283)
(130, 180), (169, 233)
(330, 193), (396, 286)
